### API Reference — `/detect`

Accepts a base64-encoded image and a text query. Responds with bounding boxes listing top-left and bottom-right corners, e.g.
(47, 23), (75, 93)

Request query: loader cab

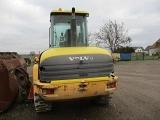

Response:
(49, 8), (89, 47)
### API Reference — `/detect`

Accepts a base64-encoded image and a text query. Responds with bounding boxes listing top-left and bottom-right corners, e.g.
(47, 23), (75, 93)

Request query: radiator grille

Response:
(39, 54), (113, 82)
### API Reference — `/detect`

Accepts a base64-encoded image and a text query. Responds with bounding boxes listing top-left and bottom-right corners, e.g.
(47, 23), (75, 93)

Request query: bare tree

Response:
(30, 51), (35, 56)
(93, 20), (132, 52)
(88, 32), (104, 48)
(88, 32), (98, 46)
(88, 32), (93, 45)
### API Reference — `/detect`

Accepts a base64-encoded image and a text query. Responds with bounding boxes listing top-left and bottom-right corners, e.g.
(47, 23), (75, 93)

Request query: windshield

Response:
(50, 15), (88, 47)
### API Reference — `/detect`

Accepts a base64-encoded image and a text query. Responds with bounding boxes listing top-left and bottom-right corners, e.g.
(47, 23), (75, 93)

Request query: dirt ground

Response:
(0, 60), (160, 120)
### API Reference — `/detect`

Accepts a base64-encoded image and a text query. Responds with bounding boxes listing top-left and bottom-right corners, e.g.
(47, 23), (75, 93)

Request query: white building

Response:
(144, 46), (151, 55)
(132, 47), (144, 53)
(149, 38), (160, 56)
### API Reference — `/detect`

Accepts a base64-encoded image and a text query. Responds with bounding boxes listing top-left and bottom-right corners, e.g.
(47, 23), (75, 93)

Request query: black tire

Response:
(34, 93), (52, 113)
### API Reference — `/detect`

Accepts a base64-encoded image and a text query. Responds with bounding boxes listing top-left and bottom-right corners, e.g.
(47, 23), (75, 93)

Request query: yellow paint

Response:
(40, 47), (111, 63)
(33, 64), (38, 81)
(51, 9), (89, 15)
(50, 76), (111, 85)
(34, 79), (118, 101)
(33, 72), (118, 101)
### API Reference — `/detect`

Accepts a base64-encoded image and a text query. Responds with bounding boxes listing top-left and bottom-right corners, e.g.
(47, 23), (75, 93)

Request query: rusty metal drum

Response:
(0, 52), (31, 113)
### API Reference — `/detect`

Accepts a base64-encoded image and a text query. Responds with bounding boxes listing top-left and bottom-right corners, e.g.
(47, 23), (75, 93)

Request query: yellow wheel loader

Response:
(33, 7), (118, 112)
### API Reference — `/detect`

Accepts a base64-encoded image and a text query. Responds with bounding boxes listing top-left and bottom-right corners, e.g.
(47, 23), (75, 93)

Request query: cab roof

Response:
(50, 8), (89, 16)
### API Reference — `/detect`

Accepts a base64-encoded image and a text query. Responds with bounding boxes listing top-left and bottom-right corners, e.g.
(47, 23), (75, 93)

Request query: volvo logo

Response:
(68, 56), (94, 61)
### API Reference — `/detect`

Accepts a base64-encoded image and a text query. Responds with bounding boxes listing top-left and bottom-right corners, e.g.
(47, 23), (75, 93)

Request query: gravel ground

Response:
(0, 60), (160, 120)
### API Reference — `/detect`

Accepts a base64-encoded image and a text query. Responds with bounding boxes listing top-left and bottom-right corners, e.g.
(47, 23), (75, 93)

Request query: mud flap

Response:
(28, 85), (34, 100)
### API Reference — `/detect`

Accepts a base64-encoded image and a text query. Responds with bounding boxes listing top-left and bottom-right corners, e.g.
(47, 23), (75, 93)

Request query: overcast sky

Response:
(0, 0), (160, 54)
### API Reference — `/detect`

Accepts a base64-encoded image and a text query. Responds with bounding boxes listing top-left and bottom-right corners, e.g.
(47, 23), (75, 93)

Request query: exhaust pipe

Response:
(71, 7), (77, 47)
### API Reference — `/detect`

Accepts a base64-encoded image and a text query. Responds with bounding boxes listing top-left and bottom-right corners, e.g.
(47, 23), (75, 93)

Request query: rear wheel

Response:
(94, 94), (112, 106)
(34, 93), (52, 112)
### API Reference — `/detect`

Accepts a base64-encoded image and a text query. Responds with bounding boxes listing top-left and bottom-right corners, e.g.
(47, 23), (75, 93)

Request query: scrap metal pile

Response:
(0, 52), (31, 113)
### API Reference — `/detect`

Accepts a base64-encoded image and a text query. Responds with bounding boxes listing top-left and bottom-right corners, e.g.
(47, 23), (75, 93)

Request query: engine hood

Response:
(40, 47), (111, 64)
(39, 47), (113, 82)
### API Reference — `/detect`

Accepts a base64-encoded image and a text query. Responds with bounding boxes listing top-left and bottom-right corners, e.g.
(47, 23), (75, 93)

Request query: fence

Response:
(113, 53), (159, 61)
(131, 53), (158, 60)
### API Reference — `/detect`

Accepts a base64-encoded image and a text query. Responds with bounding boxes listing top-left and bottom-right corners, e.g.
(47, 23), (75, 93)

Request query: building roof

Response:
(144, 46), (151, 51)
(151, 38), (160, 49)
(132, 47), (144, 51)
